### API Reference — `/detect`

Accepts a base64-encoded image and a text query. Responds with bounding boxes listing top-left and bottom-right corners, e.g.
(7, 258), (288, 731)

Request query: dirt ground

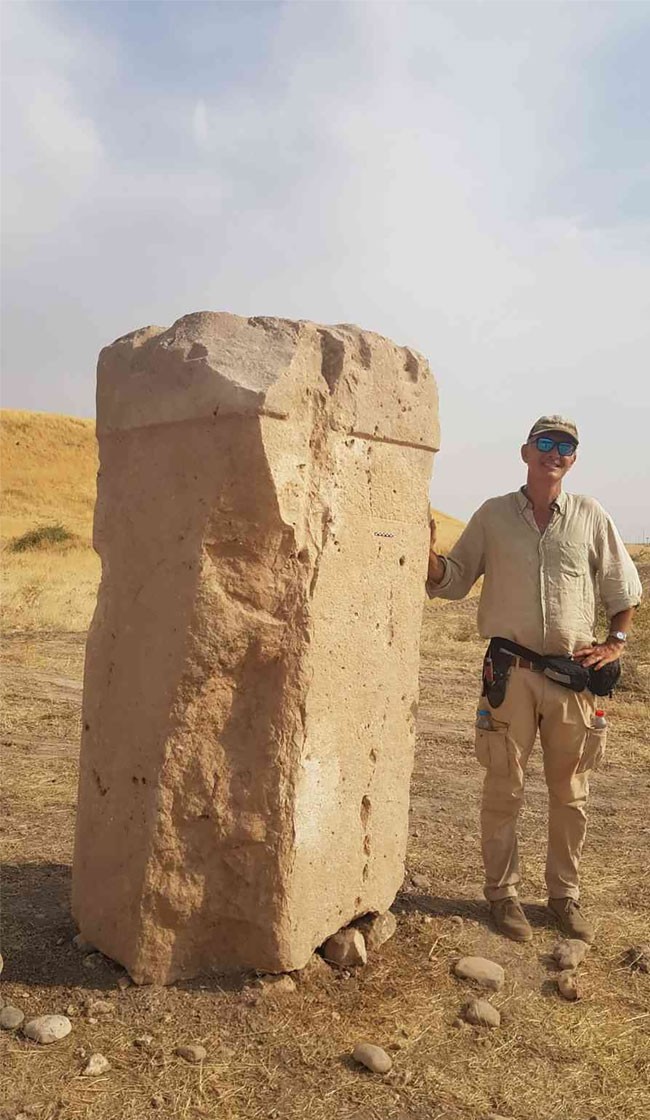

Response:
(1, 577), (649, 1120)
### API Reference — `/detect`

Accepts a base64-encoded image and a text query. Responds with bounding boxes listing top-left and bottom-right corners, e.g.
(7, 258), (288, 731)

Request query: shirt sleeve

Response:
(595, 505), (643, 617)
(426, 507), (486, 600)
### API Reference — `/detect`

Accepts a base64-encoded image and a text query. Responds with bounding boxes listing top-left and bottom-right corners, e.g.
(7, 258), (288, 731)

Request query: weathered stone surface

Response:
(322, 928), (368, 968)
(354, 911), (397, 951)
(463, 999), (500, 1028)
(553, 939), (589, 970)
(72, 313), (438, 983)
(352, 1041), (393, 1073)
(294, 952), (332, 984)
(0, 1005), (25, 1030)
(24, 1015), (72, 1044)
(253, 974), (297, 996)
(82, 1053), (111, 1076)
(454, 957), (505, 991)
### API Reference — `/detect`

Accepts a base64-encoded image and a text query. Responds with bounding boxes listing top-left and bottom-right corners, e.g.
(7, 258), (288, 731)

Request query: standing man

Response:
(427, 416), (642, 943)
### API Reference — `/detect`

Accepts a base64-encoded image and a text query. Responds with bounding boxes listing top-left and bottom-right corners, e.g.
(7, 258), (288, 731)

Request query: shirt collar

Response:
(518, 486), (567, 515)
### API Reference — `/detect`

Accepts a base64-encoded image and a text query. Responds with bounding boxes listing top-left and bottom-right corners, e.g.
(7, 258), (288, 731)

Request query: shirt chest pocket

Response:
(545, 541), (588, 579)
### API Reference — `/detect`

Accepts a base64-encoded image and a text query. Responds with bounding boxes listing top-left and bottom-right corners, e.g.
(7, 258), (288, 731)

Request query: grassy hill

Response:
(1, 409), (465, 632)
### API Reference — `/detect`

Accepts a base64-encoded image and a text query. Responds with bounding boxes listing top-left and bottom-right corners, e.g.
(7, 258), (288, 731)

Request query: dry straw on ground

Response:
(1, 410), (648, 1119)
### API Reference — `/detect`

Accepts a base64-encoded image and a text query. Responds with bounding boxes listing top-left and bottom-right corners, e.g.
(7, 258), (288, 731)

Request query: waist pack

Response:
(485, 637), (620, 707)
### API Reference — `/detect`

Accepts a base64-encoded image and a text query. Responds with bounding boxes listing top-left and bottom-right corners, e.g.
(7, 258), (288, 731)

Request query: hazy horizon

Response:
(2, 2), (649, 540)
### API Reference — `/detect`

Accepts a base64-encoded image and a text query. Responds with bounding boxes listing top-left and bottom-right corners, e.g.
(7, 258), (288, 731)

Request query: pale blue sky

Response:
(2, 1), (649, 538)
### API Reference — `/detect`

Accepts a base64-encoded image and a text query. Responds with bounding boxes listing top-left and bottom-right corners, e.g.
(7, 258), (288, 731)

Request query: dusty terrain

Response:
(1, 410), (649, 1119)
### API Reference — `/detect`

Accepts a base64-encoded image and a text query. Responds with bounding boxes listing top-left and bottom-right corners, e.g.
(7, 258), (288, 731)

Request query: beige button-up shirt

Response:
(427, 489), (642, 655)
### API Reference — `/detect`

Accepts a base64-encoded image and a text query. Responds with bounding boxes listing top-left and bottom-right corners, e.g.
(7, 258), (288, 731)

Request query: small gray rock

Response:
(553, 939), (590, 970)
(454, 956), (505, 991)
(24, 1014), (72, 1044)
(352, 1041), (393, 1073)
(82, 1052), (111, 1076)
(464, 999), (500, 1028)
(134, 1034), (154, 1049)
(354, 911), (397, 951)
(557, 969), (581, 1001)
(449, 915), (464, 931)
(0, 1005), (25, 1030)
(410, 872), (429, 890)
(176, 1043), (207, 1063)
(322, 928), (367, 968)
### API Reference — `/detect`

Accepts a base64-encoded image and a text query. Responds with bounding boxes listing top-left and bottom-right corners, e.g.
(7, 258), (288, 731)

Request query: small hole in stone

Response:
(399, 556), (406, 566)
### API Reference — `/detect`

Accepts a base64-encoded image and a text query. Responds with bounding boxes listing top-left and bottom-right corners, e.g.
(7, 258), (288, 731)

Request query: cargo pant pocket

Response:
(474, 726), (512, 779)
(577, 727), (607, 773)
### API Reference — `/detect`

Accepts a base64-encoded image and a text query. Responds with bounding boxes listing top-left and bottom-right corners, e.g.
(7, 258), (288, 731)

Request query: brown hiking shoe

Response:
(489, 898), (533, 942)
(548, 898), (595, 944)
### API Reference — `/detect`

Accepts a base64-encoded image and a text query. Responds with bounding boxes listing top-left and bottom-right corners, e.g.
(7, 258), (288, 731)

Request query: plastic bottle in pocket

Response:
(476, 708), (493, 730)
(592, 709), (606, 729)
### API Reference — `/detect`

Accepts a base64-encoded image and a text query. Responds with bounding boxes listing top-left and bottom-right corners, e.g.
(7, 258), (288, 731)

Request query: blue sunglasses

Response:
(533, 435), (577, 456)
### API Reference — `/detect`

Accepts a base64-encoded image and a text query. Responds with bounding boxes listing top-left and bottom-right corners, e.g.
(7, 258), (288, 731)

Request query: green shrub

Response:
(8, 524), (76, 552)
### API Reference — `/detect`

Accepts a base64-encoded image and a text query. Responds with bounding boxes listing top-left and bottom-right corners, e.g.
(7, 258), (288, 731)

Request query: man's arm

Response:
(426, 507), (486, 600)
(573, 505), (642, 668)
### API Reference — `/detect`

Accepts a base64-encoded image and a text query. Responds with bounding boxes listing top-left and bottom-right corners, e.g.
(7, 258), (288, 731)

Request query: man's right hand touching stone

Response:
(427, 514), (445, 585)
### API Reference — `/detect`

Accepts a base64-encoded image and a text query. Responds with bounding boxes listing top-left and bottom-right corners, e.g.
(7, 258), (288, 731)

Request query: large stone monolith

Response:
(72, 312), (438, 983)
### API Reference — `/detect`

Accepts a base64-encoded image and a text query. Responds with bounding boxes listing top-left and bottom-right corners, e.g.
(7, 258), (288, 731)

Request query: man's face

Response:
(521, 430), (577, 483)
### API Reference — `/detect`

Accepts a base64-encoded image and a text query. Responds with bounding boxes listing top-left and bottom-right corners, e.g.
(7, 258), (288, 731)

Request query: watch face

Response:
(612, 631), (627, 641)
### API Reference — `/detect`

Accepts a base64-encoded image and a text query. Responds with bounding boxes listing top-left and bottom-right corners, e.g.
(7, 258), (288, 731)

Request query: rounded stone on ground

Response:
(294, 953), (331, 984)
(82, 1053), (111, 1076)
(24, 1015), (72, 1044)
(557, 970), (581, 1001)
(449, 915), (464, 930)
(0, 1005), (25, 1030)
(622, 944), (650, 973)
(553, 939), (590, 970)
(86, 998), (114, 1016)
(176, 1043), (207, 1063)
(463, 999), (501, 1028)
(352, 1041), (393, 1073)
(254, 974), (297, 996)
(453, 956), (505, 991)
(410, 872), (429, 890)
(322, 928), (367, 968)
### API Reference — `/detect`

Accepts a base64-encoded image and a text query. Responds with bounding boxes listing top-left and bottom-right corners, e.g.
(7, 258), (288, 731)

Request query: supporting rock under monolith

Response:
(72, 312), (438, 983)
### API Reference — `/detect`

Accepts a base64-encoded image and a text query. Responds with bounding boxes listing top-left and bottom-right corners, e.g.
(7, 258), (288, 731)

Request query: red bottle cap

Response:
(595, 709), (605, 717)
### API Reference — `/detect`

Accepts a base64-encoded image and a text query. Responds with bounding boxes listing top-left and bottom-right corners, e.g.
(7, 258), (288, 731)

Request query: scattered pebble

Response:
(449, 915), (464, 931)
(322, 928), (367, 968)
(82, 953), (103, 970)
(176, 1043), (207, 1063)
(354, 911), (397, 951)
(24, 1015), (72, 1044)
(557, 970), (581, 1001)
(553, 939), (590, 970)
(65, 1004), (77, 1017)
(82, 1052), (111, 1076)
(151, 1096), (165, 1110)
(117, 974), (132, 991)
(134, 1034), (154, 1049)
(463, 999), (501, 1028)
(352, 1041), (393, 1073)
(254, 974), (297, 996)
(0, 1005), (25, 1030)
(622, 944), (650, 973)
(454, 956), (505, 992)
(410, 872), (429, 890)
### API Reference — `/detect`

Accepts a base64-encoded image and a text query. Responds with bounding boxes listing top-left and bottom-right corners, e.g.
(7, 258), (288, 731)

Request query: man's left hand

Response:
(573, 639), (624, 670)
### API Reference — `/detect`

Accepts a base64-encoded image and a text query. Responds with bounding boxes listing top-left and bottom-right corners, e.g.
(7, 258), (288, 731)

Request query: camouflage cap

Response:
(527, 414), (579, 444)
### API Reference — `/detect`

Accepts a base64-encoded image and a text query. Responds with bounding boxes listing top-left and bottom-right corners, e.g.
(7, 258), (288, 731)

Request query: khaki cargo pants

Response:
(475, 666), (607, 902)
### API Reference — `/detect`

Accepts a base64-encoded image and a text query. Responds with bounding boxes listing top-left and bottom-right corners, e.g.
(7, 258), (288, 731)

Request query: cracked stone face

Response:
(72, 311), (439, 983)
